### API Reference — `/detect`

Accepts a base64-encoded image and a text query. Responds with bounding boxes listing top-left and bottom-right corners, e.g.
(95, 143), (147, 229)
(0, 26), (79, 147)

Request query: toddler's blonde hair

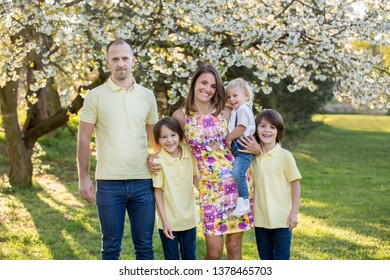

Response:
(226, 78), (254, 105)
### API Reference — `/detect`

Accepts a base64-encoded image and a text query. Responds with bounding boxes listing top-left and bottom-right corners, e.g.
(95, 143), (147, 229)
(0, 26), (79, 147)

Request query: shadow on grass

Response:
(11, 183), (101, 259)
(6, 121), (387, 260)
(8, 181), (210, 260)
(295, 124), (390, 259)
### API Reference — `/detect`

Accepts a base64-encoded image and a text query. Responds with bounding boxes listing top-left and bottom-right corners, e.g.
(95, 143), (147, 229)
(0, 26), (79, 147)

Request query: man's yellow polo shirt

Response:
(250, 144), (302, 229)
(80, 77), (158, 180)
(152, 144), (199, 231)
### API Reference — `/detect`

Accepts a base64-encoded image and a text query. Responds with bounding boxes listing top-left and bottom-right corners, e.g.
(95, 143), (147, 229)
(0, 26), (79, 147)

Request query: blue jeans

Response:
(96, 179), (155, 260)
(159, 227), (197, 260)
(255, 227), (292, 260)
(231, 139), (254, 199)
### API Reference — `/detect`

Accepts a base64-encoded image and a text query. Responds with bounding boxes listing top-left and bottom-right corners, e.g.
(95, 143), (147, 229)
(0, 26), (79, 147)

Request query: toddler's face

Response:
(227, 86), (248, 109)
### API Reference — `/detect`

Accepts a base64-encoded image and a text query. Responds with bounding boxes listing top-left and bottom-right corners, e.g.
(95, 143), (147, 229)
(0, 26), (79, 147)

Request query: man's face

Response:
(106, 43), (135, 81)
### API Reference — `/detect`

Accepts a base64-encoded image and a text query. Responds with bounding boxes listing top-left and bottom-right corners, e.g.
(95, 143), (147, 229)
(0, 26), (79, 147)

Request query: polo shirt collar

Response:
(107, 77), (136, 92)
(159, 144), (190, 163)
(264, 143), (282, 156)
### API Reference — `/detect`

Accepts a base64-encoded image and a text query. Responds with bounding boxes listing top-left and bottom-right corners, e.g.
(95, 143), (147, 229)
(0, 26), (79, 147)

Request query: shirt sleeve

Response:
(146, 92), (158, 125)
(283, 152), (302, 182)
(236, 105), (256, 135)
(79, 90), (98, 124)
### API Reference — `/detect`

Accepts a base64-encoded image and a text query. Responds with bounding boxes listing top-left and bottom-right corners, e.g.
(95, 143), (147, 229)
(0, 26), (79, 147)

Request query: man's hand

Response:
(79, 176), (95, 204)
(147, 153), (162, 173)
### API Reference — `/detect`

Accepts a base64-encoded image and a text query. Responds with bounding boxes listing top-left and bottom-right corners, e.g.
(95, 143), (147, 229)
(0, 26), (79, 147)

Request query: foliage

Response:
(351, 40), (390, 70)
(0, 1), (389, 187)
(226, 66), (334, 141)
(1, 0), (389, 110)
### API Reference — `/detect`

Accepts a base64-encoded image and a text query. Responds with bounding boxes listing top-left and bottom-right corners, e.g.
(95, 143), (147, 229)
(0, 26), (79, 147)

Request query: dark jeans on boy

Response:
(159, 227), (197, 260)
(255, 227), (292, 260)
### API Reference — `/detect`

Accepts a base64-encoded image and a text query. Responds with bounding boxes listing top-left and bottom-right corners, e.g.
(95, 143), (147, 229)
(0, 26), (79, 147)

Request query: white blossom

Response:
(0, 0), (388, 110)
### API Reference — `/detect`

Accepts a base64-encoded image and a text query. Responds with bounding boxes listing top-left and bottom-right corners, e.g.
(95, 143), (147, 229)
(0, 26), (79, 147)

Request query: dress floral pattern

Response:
(184, 111), (254, 236)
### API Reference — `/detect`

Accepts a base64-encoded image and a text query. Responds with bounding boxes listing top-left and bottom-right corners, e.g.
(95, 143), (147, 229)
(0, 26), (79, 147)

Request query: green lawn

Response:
(0, 114), (389, 260)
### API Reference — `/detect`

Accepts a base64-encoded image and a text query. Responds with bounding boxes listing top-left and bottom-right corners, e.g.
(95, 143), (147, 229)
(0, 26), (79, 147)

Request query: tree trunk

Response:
(0, 74), (33, 187)
(45, 77), (62, 116)
(0, 67), (108, 188)
(0, 26), (107, 188)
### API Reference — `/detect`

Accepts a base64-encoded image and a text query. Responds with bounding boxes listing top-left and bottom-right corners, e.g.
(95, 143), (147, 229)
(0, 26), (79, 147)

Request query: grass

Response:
(0, 114), (389, 260)
(291, 114), (390, 259)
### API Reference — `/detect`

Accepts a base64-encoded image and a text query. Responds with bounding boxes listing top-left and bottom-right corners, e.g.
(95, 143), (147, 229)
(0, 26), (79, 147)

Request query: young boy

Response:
(251, 109), (302, 260)
(152, 117), (199, 260)
(225, 78), (256, 217)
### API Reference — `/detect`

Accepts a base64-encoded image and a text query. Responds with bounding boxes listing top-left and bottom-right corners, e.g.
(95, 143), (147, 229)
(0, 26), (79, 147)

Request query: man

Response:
(77, 39), (159, 260)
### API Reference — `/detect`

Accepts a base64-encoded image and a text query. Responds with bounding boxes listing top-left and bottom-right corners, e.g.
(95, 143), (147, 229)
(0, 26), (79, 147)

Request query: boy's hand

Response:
(163, 223), (175, 240)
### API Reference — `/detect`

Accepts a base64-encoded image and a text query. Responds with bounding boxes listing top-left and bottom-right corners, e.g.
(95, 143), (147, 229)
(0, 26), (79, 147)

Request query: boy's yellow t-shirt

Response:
(152, 144), (199, 231)
(250, 144), (302, 229)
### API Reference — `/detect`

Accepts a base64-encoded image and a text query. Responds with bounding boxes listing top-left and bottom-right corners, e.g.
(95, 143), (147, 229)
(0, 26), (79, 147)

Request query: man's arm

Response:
(77, 121), (95, 204)
(146, 123), (160, 153)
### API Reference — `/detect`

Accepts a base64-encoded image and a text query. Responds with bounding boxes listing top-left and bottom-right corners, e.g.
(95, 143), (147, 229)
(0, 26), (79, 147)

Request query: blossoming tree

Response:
(0, 0), (388, 187)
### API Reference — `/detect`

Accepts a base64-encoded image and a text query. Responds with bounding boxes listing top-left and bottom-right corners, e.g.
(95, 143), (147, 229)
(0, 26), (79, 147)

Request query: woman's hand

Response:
(237, 135), (262, 155)
(147, 153), (162, 173)
(225, 137), (232, 150)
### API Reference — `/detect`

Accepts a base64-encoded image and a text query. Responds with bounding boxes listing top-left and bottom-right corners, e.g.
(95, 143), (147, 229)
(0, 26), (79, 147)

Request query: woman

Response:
(149, 64), (254, 259)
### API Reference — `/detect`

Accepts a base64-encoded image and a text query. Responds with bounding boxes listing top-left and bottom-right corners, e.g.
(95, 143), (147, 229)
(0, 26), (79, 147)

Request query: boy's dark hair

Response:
(254, 109), (284, 143)
(153, 117), (184, 144)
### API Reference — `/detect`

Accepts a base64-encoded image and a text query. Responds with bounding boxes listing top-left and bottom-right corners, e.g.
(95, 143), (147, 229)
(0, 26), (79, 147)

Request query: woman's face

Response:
(193, 72), (217, 104)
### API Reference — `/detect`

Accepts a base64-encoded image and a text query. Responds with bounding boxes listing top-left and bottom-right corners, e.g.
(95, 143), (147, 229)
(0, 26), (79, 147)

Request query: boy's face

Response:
(227, 86), (248, 109)
(158, 125), (181, 157)
(257, 118), (277, 146)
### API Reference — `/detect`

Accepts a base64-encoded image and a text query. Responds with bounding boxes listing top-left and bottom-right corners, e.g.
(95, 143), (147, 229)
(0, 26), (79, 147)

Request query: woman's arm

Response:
(237, 135), (262, 155)
(226, 125), (246, 149)
(193, 175), (199, 190)
(222, 105), (232, 121)
(172, 108), (185, 130)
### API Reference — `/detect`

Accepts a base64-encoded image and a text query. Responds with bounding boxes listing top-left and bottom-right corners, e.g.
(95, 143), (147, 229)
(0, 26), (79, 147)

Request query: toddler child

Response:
(226, 78), (256, 217)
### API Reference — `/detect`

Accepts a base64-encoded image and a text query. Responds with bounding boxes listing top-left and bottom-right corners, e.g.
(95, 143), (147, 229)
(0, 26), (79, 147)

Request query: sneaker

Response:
(231, 197), (250, 217)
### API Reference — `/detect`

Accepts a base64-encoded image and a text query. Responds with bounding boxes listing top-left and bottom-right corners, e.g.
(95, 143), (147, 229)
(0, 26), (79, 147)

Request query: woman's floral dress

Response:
(184, 111), (254, 236)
